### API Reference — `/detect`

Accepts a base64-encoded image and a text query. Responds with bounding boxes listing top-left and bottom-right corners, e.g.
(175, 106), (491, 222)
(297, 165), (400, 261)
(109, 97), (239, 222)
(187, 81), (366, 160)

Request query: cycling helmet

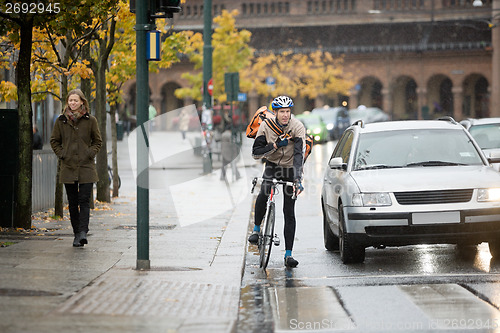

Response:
(271, 96), (294, 109)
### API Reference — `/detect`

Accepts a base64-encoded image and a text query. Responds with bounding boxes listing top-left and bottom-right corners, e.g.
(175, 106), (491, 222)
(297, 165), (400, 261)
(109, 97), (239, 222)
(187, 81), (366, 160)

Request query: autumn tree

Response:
(0, 0), (63, 228)
(105, 2), (190, 198)
(175, 9), (253, 104)
(241, 50), (353, 105)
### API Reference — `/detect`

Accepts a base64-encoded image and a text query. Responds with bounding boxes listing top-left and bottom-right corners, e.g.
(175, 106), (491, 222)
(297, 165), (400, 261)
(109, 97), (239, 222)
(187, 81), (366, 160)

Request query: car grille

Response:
(394, 189), (473, 205)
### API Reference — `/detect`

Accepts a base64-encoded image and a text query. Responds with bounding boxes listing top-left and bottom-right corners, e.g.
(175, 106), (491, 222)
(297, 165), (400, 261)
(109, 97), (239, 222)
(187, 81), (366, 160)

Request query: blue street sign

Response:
(237, 92), (247, 102)
(265, 76), (276, 86)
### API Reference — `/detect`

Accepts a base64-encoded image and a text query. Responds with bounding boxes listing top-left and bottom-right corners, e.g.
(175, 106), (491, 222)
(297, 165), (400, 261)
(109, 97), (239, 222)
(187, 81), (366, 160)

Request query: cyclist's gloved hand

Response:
(294, 180), (304, 196)
(276, 137), (288, 148)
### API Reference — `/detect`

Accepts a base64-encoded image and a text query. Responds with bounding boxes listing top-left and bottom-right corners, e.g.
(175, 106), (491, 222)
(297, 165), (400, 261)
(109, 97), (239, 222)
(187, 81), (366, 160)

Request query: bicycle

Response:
(251, 177), (297, 270)
(107, 151), (121, 190)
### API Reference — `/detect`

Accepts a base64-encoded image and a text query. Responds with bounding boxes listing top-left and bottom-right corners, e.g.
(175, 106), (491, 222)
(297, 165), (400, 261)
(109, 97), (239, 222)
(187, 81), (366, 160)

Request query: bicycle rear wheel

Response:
(259, 201), (275, 269)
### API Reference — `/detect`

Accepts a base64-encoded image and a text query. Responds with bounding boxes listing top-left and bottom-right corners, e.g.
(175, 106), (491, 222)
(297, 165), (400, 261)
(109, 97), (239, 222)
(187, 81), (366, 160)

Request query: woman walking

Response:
(50, 89), (102, 247)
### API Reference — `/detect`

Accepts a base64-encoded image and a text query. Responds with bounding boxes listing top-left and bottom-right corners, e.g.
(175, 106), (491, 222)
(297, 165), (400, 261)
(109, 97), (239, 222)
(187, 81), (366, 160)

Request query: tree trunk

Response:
(54, 32), (73, 218)
(110, 104), (119, 198)
(93, 18), (116, 203)
(81, 41), (95, 209)
(15, 19), (34, 229)
(95, 51), (110, 203)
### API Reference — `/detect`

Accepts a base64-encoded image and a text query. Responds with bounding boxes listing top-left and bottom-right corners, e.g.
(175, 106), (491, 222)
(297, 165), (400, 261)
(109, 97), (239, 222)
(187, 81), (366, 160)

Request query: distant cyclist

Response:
(248, 96), (306, 268)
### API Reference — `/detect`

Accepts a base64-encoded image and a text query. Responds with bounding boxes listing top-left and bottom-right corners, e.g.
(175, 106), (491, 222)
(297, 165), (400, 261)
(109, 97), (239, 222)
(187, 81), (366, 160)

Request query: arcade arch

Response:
(357, 76), (383, 109)
(392, 76), (418, 120)
(462, 74), (489, 119)
(427, 74), (453, 119)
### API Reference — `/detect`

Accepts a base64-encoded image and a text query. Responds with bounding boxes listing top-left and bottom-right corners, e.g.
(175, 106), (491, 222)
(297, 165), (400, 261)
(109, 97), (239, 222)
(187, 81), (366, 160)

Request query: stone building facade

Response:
(122, 0), (497, 123)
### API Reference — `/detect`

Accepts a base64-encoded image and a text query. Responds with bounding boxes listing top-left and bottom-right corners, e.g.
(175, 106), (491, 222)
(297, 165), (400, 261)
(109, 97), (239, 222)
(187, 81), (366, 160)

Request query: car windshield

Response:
(469, 124), (500, 150)
(353, 129), (483, 171)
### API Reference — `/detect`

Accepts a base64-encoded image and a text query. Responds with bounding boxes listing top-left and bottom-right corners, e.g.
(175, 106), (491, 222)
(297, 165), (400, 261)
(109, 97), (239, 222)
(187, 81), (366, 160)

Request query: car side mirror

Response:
(329, 157), (347, 170)
(487, 151), (500, 164)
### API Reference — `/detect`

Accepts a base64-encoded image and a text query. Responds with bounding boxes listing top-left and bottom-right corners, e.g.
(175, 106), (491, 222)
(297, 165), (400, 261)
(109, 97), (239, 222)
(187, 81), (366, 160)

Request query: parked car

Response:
(348, 106), (390, 124)
(321, 117), (500, 264)
(295, 113), (329, 143)
(311, 106), (351, 140)
(460, 118), (500, 171)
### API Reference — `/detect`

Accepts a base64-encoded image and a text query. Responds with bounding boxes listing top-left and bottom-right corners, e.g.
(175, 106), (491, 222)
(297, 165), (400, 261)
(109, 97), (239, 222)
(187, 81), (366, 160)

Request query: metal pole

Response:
(202, 0), (213, 173)
(203, 0), (213, 109)
(135, 0), (150, 270)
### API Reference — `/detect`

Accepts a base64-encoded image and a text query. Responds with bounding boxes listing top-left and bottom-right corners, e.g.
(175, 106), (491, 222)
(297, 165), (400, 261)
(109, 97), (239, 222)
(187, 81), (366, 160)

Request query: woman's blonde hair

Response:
(64, 89), (89, 113)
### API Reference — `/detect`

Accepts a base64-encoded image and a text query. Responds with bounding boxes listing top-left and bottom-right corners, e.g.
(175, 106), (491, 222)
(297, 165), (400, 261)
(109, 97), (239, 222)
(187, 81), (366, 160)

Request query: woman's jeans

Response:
(64, 182), (93, 234)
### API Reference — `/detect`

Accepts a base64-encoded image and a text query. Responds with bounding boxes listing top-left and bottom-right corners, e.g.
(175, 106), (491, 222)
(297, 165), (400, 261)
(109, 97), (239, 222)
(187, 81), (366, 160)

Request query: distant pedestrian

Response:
(33, 125), (43, 150)
(50, 89), (102, 248)
(148, 102), (157, 132)
(179, 107), (190, 140)
(220, 128), (241, 181)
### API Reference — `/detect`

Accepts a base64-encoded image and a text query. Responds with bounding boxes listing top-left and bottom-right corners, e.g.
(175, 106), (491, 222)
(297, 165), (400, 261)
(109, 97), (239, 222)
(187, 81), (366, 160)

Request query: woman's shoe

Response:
(79, 231), (88, 245)
(73, 234), (82, 247)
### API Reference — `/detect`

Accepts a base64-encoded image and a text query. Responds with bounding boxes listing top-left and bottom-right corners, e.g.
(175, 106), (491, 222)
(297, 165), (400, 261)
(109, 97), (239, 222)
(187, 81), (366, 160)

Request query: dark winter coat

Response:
(50, 113), (102, 184)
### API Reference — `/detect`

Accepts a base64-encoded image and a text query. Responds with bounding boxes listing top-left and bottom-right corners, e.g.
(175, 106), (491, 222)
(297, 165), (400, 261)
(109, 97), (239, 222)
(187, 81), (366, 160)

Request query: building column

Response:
(452, 86), (463, 121)
(248, 91), (259, 116)
(315, 96), (324, 108)
(491, 0), (500, 117)
(417, 87), (427, 120)
(184, 97), (193, 107)
(381, 88), (392, 118)
(348, 88), (359, 109)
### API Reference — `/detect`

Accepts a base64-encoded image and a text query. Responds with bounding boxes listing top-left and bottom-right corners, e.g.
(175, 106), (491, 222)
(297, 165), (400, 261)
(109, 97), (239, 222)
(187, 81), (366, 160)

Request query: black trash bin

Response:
(116, 121), (124, 141)
(0, 109), (18, 227)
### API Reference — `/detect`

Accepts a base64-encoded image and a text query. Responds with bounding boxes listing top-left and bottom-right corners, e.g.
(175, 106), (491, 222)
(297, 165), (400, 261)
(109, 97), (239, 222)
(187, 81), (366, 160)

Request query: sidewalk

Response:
(0, 130), (261, 333)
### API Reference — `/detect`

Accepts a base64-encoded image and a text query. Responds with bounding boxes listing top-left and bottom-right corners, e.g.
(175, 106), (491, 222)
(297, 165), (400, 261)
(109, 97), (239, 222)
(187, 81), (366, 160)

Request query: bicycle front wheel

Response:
(259, 201), (275, 269)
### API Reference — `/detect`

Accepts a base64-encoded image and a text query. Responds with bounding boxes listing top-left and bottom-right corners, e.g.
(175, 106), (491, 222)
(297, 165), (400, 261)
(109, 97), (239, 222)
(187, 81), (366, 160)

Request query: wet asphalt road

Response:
(237, 141), (500, 332)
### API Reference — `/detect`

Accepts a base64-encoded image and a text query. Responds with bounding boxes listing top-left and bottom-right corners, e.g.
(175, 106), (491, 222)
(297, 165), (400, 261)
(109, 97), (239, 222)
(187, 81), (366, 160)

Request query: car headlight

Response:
(352, 193), (392, 207)
(314, 135), (321, 141)
(326, 123), (334, 130)
(306, 129), (311, 135)
(313, 128), (321, 134)
(477, 188), (500, 202)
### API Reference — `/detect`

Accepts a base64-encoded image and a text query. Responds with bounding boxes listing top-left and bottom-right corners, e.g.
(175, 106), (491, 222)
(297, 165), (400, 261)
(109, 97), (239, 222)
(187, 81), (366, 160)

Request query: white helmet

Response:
(271, 96), (294, 110)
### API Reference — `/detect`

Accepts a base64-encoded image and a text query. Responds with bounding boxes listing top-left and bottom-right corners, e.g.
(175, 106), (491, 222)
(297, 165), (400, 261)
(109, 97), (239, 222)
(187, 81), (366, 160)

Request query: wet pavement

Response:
(0, 127), (260, 333)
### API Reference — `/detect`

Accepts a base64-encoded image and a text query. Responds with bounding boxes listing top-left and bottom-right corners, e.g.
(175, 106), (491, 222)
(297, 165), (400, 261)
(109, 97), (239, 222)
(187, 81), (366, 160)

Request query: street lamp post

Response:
(202, 0), (213, 173)
(135, 0), (151, 271)
(132, 0), (181, 270)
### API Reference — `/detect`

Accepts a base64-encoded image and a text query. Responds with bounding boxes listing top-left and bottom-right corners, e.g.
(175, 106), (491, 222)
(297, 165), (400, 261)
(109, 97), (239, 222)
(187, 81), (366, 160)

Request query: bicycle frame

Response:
(251, 177), (296, 270)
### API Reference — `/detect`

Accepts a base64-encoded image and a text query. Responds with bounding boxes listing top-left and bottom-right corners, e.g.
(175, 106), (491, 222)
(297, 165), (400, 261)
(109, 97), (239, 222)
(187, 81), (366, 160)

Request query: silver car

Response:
(321, 117), (500, 264)
(460, 118), (500, 171)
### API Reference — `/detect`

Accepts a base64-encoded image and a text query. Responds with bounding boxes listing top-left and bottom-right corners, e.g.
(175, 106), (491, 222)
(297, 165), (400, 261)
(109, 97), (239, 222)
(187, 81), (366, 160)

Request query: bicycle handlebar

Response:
(251, 177), (297, 199)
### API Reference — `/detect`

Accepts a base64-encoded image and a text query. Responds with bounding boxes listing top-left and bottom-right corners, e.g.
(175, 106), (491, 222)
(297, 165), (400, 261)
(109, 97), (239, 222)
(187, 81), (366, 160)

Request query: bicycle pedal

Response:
(273, 235), (280, 246)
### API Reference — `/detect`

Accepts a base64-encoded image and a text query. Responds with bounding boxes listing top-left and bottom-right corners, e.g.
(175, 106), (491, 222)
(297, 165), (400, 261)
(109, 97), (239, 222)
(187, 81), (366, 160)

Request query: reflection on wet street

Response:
(236, 142), (500, 332)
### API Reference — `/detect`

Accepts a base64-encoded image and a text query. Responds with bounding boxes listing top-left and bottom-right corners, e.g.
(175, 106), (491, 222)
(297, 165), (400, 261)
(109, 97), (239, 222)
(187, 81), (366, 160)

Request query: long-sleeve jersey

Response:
(252, 117), (306, 180)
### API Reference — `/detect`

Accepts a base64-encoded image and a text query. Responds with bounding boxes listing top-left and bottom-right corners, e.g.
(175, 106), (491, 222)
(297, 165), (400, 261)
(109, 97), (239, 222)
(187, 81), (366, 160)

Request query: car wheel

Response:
(322, 199), (339, 251)
(338, 204), (365, 264)
(488, 241), (500, 258)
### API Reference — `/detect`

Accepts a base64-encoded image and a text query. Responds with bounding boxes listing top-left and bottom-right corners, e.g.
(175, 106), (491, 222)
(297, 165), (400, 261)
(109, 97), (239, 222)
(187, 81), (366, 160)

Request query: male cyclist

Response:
(248, 96), (306, 268)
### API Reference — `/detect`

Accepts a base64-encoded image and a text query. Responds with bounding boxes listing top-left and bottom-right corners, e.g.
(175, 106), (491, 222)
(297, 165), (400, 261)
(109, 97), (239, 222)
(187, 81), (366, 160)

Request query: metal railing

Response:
(32, 150), (64, 212)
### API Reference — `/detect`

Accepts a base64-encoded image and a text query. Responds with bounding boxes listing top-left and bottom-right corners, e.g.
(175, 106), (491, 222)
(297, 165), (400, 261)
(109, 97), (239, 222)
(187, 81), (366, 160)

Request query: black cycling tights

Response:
(254, 163), (296, 251)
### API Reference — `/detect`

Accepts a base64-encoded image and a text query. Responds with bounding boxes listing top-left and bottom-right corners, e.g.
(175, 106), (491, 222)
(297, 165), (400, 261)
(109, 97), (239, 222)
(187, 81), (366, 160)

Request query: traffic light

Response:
(156, 0), (181, 18)
(129, 0), (182, 19)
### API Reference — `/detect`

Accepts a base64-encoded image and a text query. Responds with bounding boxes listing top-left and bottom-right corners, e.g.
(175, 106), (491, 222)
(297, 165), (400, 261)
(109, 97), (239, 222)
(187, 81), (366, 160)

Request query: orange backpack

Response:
(246, 106), (275, 138)
(246, 106), (314, 163)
